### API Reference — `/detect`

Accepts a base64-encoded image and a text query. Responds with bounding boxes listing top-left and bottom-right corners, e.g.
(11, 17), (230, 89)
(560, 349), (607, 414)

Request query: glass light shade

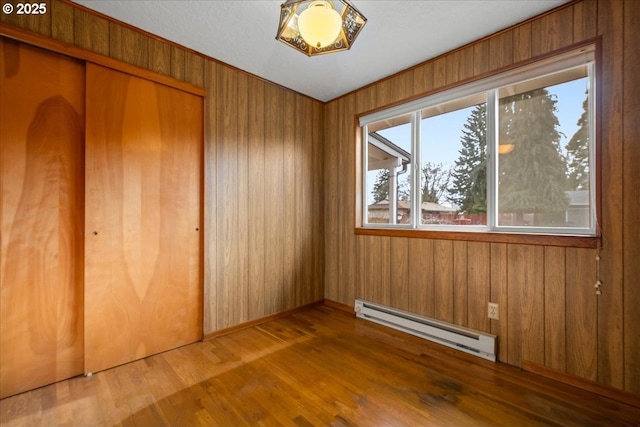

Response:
(298, 1), (342, 48)
(276, 0), (367, 56)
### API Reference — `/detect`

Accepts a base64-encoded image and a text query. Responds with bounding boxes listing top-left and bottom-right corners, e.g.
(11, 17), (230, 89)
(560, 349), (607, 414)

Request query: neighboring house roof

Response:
(368, 199), (457, 213)
(367, 132), (411, 169)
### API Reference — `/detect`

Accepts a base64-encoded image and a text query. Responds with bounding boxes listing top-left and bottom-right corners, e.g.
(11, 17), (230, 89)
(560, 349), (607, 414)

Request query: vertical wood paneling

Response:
(247, 77), (266, 319)
(544, 246), (567, 371)
(51, 0), (74, 44)
(109, 23), (148, 69)
(507, 245), (544, 367)
(467, 242), (490, 333)
(622, 0), (640, 395)
(390, 238), (410, 312)
(73, 9), (109, 56)
(323, 101), (339, 302)
(170, 46), (185, 81)
(433, 57), (447, 90)
(566, 248), (597, 381)
(531, 6), (574, 57)
(573, 0), (598, 42)
(282, 90), (296, 311)
(412, 62), (434, 96)
(203, 61), (218, 333)
(148, 38), (171, 76)
(408, 239), (435, 318)
(472, 41), (490, 77)
(489, 31), (513, 70)
(236, 72), (249, 322)
(433, 240), (454, 323)
(264, 83), (285, 315)
(490, 243), (509, 363)
(216, 65), (238, 328)
(185, 52), (205, 88)
(312, 100), (325, 302)
(338, 96), (358, 305)
(596, 0), (625, 391)
(512, 23), (532, 64)
(453, 241), (468, 326)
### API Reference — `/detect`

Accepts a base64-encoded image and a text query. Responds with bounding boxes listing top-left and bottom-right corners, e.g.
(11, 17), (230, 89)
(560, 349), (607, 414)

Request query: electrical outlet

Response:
(488, 302), (499, 320)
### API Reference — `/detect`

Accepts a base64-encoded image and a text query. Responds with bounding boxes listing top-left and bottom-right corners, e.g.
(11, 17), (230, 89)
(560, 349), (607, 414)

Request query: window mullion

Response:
(411, 111), (421, 229)
(487, 89), (498, 231)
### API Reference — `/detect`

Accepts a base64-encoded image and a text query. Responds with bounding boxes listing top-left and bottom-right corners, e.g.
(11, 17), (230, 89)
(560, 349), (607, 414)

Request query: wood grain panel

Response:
(472, 40), (490, 77)
(412, 61), (434, 97)
(512, 23), (532, 64)
(490, 243), (508, 362)
(264, 82), (285, 315)
(453, 241), (468, 326)
(203, 60), (219, 333)
(311, 100), (325, 302)
(408, 239), (435, 318)
(338, 96), (357, 305)
(51, 0), (74, 44)
(323, 100), (339, 301)
(433, 240), (454, 323)
(73, 9), (109, 56)
(390, 238), (409, 312)
(170, 45), (185, 81)
(184, 52), (205, 88)
(573, 0), (598, 42)
(109, 23), (148, 69)
(84, 63), (203, 374)
(508, 244), (544, 367)
(148, 37), (171, 76)
(544, 246), (567, 371)
(282, 89), (296, 311)
(622, 0), (640, 394)
(236, 71), (249, 323)
(247, 76), (266, 320)
(489, 31), (513, 70)
(596, 0), (625, 391)
(0, 39), (84, 398)
(433, 57), (447, 90)
(467, 242), (490, 333)
(565, 248), (597, 381)
(216, 64), (239, 328)
(531, 5), (574, 57)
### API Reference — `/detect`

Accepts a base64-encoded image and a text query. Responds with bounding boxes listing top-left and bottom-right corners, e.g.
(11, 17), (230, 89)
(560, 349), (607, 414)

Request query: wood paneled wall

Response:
(1, 0), (325, 335)
(324, 0), (639, 396)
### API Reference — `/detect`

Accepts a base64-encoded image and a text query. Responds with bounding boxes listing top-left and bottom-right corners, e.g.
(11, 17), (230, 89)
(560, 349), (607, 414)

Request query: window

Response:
(360, 46), (596, 237)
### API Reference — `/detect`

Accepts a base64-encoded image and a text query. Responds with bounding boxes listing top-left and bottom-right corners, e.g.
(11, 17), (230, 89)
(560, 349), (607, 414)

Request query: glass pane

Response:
(420, 98), (487, 226)
(497, 70), (591, 229)
(365, 114), (412, 224)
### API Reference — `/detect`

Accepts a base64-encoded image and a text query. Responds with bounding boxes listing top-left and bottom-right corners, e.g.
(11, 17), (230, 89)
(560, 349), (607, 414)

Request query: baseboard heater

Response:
(354, 299), (497, 362)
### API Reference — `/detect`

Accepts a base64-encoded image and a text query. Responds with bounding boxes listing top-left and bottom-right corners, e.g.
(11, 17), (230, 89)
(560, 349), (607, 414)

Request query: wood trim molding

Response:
(522, 361), (640, 409)
(355, 227), (599, 249)
(203, 301), (325, 340)
(0, 23), (206, 96)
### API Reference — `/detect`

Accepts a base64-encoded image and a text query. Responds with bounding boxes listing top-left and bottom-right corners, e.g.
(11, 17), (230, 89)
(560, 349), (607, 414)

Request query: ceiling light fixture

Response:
(276, 0), (367, 56)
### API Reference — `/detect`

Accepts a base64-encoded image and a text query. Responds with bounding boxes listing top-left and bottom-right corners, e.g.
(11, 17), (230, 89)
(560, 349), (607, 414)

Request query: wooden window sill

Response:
(355, 227), (599, 248)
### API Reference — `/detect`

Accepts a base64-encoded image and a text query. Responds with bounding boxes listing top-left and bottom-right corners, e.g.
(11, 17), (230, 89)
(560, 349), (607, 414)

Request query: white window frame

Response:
(360, 46), (597, 236)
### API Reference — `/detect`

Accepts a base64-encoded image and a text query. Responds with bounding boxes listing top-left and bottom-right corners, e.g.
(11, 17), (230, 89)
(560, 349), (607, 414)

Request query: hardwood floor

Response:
(1, 304), (639, 426)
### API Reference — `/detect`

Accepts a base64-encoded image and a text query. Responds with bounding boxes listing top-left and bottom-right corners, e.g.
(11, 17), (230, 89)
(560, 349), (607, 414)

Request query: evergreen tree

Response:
(498, 88), (568, 225)
(449, 104), (487, 213)
(372, 169), (389, 203)
(566, 96), (590, 191)
(421, 162), (452, 205)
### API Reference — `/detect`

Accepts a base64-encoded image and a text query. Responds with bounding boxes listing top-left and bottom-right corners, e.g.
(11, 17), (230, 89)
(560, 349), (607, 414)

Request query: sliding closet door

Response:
(84, 63), (203, 374)
(0, 39), (85, 398)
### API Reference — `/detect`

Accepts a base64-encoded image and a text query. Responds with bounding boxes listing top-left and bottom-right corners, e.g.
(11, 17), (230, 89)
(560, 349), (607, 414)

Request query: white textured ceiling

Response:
(73, 0), (568, 102)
